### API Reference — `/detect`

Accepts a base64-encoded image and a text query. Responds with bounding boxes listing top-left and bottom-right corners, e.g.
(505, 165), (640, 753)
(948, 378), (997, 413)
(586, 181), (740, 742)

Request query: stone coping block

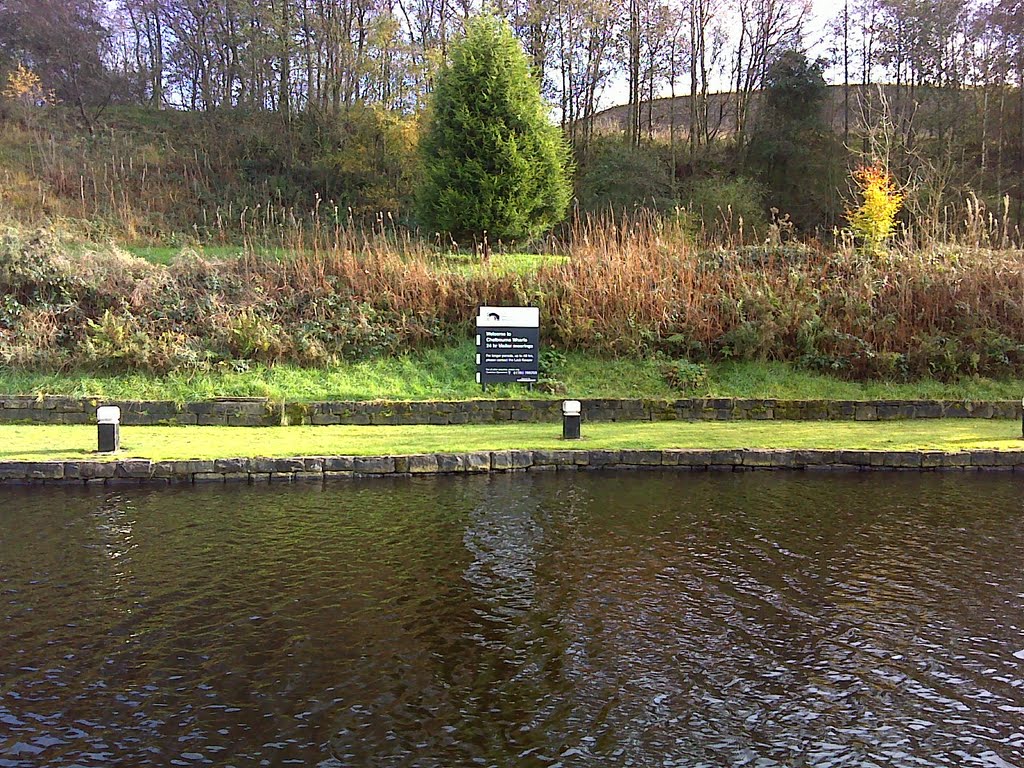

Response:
(1, 396), (1021, 427)
(5, 448), (1024, 486)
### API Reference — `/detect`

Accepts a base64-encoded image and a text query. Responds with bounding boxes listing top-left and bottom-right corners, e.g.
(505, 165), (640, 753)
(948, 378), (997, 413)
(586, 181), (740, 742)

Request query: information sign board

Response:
(475, 306), (540, 386)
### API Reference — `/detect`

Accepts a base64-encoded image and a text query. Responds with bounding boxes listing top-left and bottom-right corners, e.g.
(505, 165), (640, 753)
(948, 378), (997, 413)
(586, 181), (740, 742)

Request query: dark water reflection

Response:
(2, 472), (1024, 767)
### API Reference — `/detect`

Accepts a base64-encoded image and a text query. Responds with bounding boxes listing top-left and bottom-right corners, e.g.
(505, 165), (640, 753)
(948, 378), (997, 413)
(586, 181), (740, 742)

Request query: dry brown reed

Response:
(4, 214), (1024, 378)
(233, 213), (1024, 378)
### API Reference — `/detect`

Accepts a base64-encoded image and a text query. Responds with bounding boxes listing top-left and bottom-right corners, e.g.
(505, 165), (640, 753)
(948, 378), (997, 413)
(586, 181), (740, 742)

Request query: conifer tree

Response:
(416, 15), (571, 244)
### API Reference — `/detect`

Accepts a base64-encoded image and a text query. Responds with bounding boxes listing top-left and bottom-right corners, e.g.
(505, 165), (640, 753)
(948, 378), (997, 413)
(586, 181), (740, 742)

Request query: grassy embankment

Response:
(4, 342), (1024, 402)
(4, 109), (1024, 404)
(7, 221), (1024, 388)
(2, 420), (1023, 462)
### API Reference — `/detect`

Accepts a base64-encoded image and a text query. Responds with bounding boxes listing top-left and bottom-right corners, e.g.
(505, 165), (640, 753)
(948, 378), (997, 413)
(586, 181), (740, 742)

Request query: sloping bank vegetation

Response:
(3, 218), (1024, 388)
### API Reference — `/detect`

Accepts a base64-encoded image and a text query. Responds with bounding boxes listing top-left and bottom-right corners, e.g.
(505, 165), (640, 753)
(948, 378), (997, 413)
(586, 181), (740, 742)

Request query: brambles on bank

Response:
(3, 220), (1024, 382)
(663, 360), (710, 393)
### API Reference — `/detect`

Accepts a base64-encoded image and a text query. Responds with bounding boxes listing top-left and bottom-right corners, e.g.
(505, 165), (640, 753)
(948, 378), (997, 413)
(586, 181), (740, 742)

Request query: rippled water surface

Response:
(2, 472), (1024, 767)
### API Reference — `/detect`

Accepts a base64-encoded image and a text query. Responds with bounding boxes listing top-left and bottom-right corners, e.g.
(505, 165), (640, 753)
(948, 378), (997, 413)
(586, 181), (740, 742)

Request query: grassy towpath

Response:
(2, 420), (1023, 463)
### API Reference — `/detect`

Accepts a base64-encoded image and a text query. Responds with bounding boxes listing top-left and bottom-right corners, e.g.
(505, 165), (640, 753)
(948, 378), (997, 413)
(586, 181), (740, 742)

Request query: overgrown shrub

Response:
(290, 300), (405, 365)
(0, 307), (68, 369)
(663, 360), (709, 392)
(0, 226), (80, 308)
(682, 177), (768, 244)
(84, 309), (201, 373)
(226, 308), (286, 362)
(537, 348), (568, 393)
(577, 138), (676, 214)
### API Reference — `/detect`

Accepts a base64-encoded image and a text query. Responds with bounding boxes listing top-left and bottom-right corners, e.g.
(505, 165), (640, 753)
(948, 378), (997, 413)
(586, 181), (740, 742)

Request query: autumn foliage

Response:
(846, 163), (904, 253)
(2, 64), (53, 106)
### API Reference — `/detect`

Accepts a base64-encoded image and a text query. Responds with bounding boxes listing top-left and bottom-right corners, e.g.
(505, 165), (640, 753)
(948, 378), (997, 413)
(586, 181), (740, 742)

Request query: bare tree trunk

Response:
(688, 2), (699, 157)
(843, 0), (849, 145)
(628, 0), (641, 146)
(280, 0), (292, 120)
(669, 33), (677, 190)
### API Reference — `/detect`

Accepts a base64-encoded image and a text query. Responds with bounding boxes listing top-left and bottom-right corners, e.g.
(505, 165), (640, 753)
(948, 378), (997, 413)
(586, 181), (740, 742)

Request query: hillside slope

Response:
(590, 84), (976, 141)
(0, 106), (416, 240)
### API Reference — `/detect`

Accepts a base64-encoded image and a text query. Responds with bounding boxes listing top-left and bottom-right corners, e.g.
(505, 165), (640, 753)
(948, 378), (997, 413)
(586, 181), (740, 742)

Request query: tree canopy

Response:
(747, 49), (842, 229)
(415, 15), (571, 243)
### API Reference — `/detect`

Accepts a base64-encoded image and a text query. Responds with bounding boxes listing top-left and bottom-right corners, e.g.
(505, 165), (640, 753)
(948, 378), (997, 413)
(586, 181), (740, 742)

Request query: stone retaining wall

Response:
(4, 448), (1024, 486)
(0, 396), (281, 426)
(1, 395), (1019, 427)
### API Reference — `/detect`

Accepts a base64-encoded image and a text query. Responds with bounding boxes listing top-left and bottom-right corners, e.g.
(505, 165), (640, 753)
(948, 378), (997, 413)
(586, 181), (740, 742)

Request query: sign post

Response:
(475, 306), (540, 390)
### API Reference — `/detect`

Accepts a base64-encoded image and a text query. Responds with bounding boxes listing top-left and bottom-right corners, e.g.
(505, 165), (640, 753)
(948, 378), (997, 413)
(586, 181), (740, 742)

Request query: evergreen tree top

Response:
(416, 15), (571, 243)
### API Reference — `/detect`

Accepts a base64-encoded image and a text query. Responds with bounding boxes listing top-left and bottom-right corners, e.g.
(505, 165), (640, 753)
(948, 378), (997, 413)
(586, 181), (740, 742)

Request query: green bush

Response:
(227, 308), (286, 362)
(683, 176), (767, 242)
(663, 360), (709, 392)
(537, 348), (568, 393)
(292, 301), (403, 365)
(84, 309), (200, 373)
(577, 138), (676, 214)
(0, 226), (80, 308)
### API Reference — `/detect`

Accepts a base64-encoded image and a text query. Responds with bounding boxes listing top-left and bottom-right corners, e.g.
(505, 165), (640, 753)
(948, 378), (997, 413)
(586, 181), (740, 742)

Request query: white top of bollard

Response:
(97, 406), (121, 424)
(562, 400), (581, 416)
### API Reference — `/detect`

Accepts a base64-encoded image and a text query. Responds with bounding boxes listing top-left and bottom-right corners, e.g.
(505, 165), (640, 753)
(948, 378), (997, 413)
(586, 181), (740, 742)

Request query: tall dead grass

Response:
(232, 213), (1024, 378)
(3, 216), (1024, 379)
(4, 114), (1022, 254)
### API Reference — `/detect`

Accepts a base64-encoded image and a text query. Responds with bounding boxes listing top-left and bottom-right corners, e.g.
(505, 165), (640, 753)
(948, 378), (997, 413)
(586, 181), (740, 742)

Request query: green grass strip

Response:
(4, 346), (1024, 402)
(122, 244), (563, 274)
(3, 420), (1023, 463)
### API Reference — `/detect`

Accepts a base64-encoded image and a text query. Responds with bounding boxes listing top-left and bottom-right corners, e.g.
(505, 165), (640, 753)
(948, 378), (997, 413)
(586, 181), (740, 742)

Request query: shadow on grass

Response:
(941, 435), (1022, 447)
(0, 447), (102, 460)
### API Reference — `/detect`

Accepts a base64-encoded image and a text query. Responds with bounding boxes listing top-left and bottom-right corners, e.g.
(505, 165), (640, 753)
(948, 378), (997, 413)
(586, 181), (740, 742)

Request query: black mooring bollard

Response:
(562, 400), (581, 440)
(97, 406), (121, 453)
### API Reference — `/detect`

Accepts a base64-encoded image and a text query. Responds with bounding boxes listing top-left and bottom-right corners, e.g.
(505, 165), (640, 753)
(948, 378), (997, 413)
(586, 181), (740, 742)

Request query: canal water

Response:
(1, 472), (1023, 767)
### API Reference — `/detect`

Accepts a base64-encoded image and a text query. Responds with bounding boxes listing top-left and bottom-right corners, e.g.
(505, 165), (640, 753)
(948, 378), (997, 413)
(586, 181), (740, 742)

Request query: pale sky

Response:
(807, 0), (854, 69)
